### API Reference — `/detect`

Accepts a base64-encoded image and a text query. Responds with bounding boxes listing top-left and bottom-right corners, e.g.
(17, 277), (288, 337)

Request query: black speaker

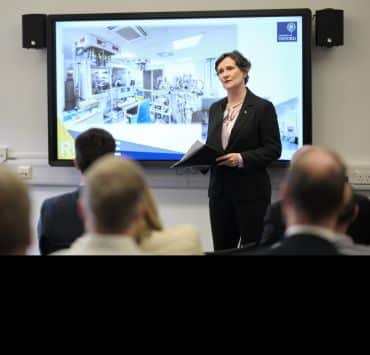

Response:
(22, 14), (47, 49)
(315, 9), (344, 47)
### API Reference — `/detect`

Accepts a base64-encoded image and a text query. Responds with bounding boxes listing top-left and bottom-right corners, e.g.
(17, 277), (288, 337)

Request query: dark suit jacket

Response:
(206, 89), (281, 201)
(38, 188), (84, 255)
(260, 201), (285, 247)
(260, 194), (370, 247)
(212, 232), (339, 255)
(261, 234), (339, 255)
(348, 194), (370, 245)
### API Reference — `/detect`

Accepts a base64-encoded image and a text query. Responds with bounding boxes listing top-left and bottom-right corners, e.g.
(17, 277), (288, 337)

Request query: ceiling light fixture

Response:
(172, 34), (203, 50)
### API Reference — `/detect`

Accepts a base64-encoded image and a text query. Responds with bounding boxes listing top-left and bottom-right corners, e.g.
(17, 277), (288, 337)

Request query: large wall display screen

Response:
(47, 9), (312, 166)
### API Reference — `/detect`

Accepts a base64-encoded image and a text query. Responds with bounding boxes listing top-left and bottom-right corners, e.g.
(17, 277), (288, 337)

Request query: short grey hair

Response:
(83, 156), (146, 233)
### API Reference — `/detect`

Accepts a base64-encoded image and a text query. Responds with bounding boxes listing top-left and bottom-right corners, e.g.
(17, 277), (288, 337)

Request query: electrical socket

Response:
(17, 165), (32, 179)
(0, 146), (8, 163)
(348, 167), (370, 185)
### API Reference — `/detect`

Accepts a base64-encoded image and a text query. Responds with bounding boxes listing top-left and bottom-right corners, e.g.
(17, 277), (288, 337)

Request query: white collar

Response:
(286, 225), (338, 243)
(69, 233), (142, 255)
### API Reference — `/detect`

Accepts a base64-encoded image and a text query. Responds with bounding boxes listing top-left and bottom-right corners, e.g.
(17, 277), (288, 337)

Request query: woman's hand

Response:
(216, 153), (242, 168)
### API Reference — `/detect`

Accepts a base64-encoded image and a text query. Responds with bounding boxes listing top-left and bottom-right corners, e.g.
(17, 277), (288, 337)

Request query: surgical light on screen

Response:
(172, 34), (203, 50)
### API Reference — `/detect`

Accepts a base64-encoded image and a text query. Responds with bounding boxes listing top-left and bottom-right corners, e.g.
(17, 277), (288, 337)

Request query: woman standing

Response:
(206, 50), (281, 250)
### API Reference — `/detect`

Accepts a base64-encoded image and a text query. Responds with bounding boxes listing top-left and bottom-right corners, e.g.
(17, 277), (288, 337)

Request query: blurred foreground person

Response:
(264, 147), (347, 255)
(332, 183), (370, 255)
(56, 156), (146, 255)
(0, 166), (31, 255)
(135, 185), (203, 255)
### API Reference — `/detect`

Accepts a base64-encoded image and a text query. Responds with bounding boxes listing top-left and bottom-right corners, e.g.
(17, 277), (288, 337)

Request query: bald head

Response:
(298, 148), (345, 176)
(283, 148), (347, 221)
(291, 145), (317, 166)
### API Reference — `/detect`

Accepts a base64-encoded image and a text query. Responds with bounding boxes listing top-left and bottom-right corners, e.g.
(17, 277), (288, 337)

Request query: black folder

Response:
(170, 140), (223, 168)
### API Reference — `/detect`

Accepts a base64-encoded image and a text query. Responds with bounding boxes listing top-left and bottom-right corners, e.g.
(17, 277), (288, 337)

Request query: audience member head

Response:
(74, 128), (116, 174)
(134, 185), (163, 242)
(336, 182), (359, 234)
(80, 156), (146, 236)
(281, 147), (347, 228)
(290, 145), (318, 166)
(0, 166), (31, 255)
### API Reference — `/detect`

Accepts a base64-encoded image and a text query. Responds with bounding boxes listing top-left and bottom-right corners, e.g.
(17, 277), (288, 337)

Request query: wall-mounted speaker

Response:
(22, 14), (47, 49)
(315, 9), (344, 47)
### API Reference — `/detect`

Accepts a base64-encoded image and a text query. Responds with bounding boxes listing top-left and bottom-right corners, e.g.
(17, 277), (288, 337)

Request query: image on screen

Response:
(48, 10), (311, 165)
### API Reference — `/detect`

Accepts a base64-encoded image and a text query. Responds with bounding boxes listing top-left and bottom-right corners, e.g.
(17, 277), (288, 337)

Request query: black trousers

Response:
(209, 196), (269, 251)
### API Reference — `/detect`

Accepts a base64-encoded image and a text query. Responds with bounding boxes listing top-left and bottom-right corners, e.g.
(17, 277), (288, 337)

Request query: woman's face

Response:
(216, 57), (247, 91)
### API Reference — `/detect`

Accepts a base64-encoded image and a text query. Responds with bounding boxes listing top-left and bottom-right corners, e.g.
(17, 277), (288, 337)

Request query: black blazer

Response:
(348, 194), (370, 245)
(260, 201), (285, 247)
(261, 234), (339, 255)
(260, 194), (370, 247)
(206, 89), (281, 201)
(38, 188), (84, 255)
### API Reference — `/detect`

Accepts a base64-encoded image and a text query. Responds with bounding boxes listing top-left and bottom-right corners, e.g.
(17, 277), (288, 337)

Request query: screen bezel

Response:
(47, 8), (312, 167)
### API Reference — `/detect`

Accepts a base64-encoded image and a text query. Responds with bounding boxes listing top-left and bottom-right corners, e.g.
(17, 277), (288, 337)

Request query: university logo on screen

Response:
(277, 22), (297, 42)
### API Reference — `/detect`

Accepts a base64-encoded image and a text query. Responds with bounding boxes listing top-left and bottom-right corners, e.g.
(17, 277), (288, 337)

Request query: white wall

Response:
(1, 0), (370, 254)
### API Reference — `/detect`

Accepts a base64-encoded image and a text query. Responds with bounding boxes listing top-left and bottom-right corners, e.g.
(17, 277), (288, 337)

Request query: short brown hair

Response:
(0, 167), (30, 254)
(215, 50), (251, 84)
